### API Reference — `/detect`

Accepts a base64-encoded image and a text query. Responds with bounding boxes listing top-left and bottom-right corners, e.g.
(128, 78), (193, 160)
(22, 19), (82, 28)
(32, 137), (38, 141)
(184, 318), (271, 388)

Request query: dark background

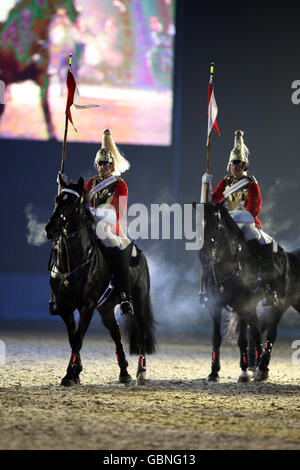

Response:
(1, 0), (300, 334)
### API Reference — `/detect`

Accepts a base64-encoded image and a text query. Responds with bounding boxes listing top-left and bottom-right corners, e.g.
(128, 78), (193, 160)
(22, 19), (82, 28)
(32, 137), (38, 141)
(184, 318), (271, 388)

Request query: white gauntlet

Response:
(200, 173), (213, 203)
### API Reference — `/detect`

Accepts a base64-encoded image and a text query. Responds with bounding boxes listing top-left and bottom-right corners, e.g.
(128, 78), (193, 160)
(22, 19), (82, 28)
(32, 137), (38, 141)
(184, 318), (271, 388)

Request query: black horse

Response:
(197, 202), (264, 383)
(198, 202), (300, 382)
(229, 249), (300, 382)
(45, 175), (156, 386)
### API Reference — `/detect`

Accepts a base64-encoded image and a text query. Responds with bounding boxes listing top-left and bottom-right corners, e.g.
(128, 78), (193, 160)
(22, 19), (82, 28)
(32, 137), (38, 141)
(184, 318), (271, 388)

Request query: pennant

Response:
(207, 76), (220, 144)
(66, 70), (101, 131)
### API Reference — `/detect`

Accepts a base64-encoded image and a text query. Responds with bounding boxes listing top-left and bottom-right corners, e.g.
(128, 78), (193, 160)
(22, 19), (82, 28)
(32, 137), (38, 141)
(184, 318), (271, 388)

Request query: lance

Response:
(199, 61), (216, 307)
(59, 52), (73, 188)
(49, 53), (72, 314)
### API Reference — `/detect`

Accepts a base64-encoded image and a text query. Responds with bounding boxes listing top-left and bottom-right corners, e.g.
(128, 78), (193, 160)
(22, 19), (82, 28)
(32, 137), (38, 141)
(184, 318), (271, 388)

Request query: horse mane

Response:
(207, 202), (244, 242)
(218, 204), (245, 240)
(82, 189), (95, 224)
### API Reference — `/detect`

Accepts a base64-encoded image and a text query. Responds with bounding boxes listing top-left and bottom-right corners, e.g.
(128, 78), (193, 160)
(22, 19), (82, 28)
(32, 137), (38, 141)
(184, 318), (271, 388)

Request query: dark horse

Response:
(197, 202), (263, 382)
(0, 0), (78, 139)
(198, 202), (300, 382)
(45, 175), (156, 386)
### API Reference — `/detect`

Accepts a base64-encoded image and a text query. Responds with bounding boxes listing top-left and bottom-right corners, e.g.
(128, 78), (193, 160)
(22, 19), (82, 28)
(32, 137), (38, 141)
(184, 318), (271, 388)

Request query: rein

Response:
(49, 189), (97, 284)
(206, 209), (243, 292)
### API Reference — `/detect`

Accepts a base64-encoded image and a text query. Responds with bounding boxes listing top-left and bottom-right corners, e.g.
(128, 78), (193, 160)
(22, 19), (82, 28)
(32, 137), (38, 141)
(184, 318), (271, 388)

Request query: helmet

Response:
(94, 148), (114, 167)
(227, 130), (250, 172)
(94, 129), (130, 175)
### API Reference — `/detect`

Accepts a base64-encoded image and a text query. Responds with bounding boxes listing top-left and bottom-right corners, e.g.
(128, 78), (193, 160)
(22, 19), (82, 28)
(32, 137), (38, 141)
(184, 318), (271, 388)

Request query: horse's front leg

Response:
(99, 306), (131, 384)
(237, 318), (251, 383)
(61, 303), (94, 386)
(58, 307), (82, 386)
(207, 307), (222, 382)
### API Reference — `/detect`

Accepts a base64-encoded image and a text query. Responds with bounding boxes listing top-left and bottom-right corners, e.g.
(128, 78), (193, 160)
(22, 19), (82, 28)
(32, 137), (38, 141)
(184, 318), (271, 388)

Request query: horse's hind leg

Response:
(256, 306), (283, 382)
(99, 307), (131, 384)
(132, 289), (156, 385)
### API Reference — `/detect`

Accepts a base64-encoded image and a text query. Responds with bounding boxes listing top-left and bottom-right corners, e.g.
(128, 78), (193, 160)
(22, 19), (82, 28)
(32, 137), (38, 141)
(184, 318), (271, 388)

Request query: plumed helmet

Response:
(94, 129), (130, 175)
(227, 130), (250, 172)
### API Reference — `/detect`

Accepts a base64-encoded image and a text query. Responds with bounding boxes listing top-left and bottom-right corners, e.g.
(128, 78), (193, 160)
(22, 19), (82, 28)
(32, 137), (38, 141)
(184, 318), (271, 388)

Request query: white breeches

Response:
(89, 205), (131, 250)
(95, 220), (131, 250)
(229, 210), (273, 245)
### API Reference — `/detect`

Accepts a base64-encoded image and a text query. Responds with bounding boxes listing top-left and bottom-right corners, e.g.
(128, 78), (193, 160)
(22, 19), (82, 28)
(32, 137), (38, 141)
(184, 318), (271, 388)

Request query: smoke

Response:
(145, 245), (210, 336)
(25, 204), (47, 247)
(261, 177), (300, 251)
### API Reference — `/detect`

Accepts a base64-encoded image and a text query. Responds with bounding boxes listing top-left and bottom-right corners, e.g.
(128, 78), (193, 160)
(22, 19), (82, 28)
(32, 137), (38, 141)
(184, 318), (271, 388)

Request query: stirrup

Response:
(262, 284), (279, 307)
(120, 300), (134, 315)
(120, 292), (134, 315)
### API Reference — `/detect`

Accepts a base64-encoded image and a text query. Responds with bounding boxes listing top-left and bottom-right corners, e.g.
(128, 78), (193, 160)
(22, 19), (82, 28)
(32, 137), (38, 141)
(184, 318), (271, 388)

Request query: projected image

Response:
(0, 0), (175, 145)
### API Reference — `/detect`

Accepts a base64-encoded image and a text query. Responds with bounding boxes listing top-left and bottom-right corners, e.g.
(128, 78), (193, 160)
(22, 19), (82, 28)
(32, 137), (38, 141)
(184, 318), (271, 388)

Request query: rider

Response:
(209, 130), (277, 304)
(84, 129), (134, 315)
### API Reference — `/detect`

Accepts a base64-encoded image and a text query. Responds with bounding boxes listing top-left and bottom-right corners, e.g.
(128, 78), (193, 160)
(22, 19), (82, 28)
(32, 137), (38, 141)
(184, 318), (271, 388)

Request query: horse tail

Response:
(123, 292), (156, 356)
(125, 257), (157, 355)
(224, 310), (239, 343)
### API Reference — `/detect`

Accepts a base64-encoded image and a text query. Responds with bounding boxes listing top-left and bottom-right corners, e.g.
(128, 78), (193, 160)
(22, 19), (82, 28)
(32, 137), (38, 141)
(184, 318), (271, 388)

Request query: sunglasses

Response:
(97, 161), (110, 167)
(231, 160), (244, 166)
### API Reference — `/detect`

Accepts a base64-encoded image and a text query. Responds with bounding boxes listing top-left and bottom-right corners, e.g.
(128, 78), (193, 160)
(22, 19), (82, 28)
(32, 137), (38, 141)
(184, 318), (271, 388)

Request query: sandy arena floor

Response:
(0, 320), (300, 452)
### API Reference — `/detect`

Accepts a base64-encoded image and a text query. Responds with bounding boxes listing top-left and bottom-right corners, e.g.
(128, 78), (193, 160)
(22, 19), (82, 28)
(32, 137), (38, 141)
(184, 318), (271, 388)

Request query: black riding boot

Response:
(109, 242), (134, 315)
(247, 240), (278, 306)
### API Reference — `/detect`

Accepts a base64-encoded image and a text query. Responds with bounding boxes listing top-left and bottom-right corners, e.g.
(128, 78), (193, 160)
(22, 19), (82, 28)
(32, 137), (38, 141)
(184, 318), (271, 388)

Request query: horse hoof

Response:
(206, 372), (219, 383)
(61, 376), (80, 387)
(137, 371), (146, 385)
(237, 371), (250, 383)
(119, 374), (132, 384)
(253, 367), (269, 382)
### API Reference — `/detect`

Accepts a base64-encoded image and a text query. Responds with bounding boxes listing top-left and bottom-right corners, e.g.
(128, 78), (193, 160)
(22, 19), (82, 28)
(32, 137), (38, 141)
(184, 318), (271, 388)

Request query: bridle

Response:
(49, 188), (97, 283)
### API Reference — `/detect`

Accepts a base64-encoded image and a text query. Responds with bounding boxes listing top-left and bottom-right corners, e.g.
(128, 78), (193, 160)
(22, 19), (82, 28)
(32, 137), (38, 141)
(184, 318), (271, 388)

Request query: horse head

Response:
(200, 202), (244, 270)
(45, 174), (87, 241)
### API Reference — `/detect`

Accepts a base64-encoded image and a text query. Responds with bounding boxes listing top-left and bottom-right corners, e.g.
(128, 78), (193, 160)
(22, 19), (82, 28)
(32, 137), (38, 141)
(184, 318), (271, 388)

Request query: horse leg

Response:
(132, 291), (148, 385)
(248, 324), (263, 373)
(255, 306), (283, 382)
(58, 308), (81, 387)
(237, 318), (251, 383)
(131, 287), (156, 385)
(36, 72), (56, 140)
(248, 328), (256, 372)
(61, 305), (94, 386)
(100, 307), (131, 384)
(207, 309), (222, 382)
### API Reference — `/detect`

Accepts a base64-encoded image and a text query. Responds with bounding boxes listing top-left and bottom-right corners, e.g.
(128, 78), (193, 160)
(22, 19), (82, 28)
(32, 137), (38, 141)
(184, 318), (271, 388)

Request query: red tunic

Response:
(85, 176), (128, 237)
(212, 175), (262, 229)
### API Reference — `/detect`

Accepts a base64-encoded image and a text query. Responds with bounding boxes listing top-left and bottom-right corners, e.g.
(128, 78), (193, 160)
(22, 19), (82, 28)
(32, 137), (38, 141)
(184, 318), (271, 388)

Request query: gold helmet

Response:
(227, 130), (250, 172)
(94, 129), (130, 175)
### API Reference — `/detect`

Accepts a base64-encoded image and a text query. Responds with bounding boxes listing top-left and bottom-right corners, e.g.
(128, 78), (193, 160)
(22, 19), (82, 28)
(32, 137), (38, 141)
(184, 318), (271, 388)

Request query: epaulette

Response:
(224, 174), (233, 183)
(247, 175), (257, 184)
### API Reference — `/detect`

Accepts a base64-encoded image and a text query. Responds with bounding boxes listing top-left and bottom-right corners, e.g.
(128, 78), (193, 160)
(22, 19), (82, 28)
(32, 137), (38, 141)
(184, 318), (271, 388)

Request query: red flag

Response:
(207, 76), (220, 144)
(66, 70), (77, 131)
(65, 70), (101, 132)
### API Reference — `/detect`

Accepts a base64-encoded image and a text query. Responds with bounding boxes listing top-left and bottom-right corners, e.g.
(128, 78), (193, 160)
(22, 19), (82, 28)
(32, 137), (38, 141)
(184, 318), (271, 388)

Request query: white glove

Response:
(200, 173), (213, 203)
